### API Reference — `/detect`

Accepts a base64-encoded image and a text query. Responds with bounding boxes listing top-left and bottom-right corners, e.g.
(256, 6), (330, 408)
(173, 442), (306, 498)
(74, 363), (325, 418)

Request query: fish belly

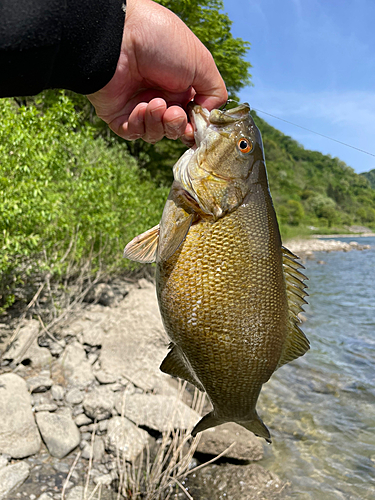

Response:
(157, 201), (289, 420)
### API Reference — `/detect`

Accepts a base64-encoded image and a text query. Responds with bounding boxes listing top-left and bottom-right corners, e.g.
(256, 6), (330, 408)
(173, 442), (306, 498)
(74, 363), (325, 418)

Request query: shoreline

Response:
(286, 236), (372, 258)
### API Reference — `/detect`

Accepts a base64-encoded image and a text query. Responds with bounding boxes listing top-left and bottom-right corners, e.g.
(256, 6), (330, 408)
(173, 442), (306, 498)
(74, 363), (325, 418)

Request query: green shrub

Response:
(0, 95), (168, 306)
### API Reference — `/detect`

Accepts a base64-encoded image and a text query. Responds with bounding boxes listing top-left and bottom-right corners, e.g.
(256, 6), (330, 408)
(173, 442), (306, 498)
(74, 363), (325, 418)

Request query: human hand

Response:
(87, 0), (227, 144)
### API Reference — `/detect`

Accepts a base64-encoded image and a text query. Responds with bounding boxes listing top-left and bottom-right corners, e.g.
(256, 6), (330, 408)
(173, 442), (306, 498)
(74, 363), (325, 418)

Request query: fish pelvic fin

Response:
(123, 224), (159, 263)
(160, 344), (205, 392)
(277, 246), (310, 370)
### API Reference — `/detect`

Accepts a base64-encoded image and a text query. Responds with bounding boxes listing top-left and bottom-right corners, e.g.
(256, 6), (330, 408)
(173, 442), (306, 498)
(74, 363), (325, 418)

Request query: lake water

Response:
(258, 236), (375, 499)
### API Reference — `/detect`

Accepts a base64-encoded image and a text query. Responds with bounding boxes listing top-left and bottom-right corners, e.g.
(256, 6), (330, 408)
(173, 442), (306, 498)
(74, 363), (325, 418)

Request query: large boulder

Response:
(196, 422), (264, 461)
(0, 373), (41, 458)
(115, 393), (200, 432)
(99, 282), (176, 394)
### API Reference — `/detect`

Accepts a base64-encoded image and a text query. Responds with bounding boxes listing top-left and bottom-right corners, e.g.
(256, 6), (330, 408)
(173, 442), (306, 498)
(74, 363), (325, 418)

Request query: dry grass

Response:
(61, 384), (237, 500)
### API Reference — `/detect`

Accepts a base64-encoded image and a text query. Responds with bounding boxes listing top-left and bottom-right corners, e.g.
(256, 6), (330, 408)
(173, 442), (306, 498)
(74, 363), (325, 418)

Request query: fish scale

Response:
(124, 102), (310, 442)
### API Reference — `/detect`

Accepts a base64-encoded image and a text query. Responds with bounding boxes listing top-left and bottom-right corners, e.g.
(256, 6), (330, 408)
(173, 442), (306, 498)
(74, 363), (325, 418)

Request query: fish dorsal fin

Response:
(160, 344), (205, 392)
(276, 246), (310, 369)
(157, 191), (194, 262)
(123, 224), (159, 263)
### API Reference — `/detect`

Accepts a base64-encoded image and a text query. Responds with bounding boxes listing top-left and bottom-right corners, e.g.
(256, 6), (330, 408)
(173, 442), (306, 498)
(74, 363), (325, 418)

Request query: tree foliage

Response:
(252, 112), (375, 231)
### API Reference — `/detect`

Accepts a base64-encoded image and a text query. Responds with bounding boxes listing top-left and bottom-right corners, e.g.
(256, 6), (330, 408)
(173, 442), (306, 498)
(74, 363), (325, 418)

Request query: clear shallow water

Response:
(258, 237), (375, 500)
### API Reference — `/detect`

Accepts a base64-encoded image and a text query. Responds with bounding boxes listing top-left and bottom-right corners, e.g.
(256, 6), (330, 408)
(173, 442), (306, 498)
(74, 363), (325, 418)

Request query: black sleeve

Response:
(0, 0), (125, 97)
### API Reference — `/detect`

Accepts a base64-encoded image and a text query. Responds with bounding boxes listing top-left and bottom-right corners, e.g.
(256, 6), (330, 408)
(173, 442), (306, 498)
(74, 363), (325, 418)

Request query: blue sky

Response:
(223, 0), (375, 173)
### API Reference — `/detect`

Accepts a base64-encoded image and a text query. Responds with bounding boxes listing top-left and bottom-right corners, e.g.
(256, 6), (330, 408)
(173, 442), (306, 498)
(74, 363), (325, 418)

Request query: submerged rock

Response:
(185, 463), (286, 500)
(0, 373), (41, 458)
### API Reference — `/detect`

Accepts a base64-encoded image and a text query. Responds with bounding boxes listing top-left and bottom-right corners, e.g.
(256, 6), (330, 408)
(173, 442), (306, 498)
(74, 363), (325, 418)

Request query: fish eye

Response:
(237, 138), (253, 154)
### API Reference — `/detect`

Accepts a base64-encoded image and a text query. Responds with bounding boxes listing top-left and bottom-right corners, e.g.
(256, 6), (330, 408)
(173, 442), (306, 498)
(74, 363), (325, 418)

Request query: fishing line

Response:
(252, 108), (375, 158)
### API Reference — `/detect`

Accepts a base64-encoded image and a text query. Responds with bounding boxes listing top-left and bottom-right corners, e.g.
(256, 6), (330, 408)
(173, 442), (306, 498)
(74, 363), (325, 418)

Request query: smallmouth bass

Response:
(124, 103), (309, 442)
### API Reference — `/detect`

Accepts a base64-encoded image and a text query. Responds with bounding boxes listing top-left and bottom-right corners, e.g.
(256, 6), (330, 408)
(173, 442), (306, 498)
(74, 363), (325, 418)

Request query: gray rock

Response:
(83, 386), (116, 421)
(0, 455), (9, 470)
(37, 494), (53, 500)
(81, 437), (105, 462)
(48, 341), (65, 356)
(87, 352), (98, 365)
(0, 461), (30, 499)
(65, 388), (84, 405)
(196, 423), (264, 461)
(94, 369), (117, 385)
(34, 403), (58, 412)
(93, 473), (113, 486)
(3, 320), (51, 367)
(35, 408), (80, 459)
(0, 374), (41, 458)
(99, 285), (176, 394)
(84, 283), (116, 307)
(116, 393), (200, 432)
(59, 342), (95, 388)
(51, 385), (65, 401)
(74, 414), (92, 427)
(186, 463), (287, 500)
(66, 485), (113, 500)
(27, 374), (53, 393)
(105, 417), (149, 461)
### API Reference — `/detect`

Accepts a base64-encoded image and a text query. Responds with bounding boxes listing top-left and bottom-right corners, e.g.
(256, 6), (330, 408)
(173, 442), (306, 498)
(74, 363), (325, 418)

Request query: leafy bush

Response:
(0, 94), (168, 307)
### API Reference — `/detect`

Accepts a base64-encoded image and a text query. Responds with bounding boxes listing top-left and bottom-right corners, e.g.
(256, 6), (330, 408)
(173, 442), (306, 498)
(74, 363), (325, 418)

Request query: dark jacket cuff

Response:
(0, 0), (125, 97)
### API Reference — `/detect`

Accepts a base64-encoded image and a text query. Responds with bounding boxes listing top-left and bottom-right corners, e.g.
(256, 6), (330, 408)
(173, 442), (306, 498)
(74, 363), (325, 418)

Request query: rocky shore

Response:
(0, 280), (286, 500)
(286, 237), (371, 259)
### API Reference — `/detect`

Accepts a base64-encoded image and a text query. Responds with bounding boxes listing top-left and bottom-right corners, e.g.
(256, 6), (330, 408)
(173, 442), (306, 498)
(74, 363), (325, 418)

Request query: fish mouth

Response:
(188, 101), (251, 148)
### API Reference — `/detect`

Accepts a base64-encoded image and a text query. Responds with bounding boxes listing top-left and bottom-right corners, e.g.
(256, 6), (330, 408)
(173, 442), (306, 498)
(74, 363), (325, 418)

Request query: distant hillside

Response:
(251, 112), (375, 231)
(361, 169), (375, 189)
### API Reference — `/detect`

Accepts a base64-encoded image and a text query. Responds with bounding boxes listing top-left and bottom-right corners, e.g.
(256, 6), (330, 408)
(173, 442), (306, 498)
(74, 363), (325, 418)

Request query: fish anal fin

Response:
(277, 246), (310, 369)
(123, 224), (159, 263)
(160, 345), (204, 392)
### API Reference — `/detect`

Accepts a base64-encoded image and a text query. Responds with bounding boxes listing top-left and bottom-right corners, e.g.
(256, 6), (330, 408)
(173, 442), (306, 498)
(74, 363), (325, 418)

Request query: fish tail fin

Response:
(240, 413), (272, 443)
(191, 411), (224, 437)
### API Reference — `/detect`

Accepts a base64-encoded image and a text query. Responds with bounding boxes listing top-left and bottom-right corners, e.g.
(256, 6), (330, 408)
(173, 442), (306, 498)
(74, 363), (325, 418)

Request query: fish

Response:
(124, 102), (309, 442)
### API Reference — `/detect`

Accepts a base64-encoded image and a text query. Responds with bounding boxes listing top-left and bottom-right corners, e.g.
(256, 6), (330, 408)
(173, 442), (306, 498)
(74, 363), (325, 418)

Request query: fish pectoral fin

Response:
(276, 246), (310, 370)
(160, 345), (205, 392)
(123, 224), (159, 263)
(158, 206), (194, 262)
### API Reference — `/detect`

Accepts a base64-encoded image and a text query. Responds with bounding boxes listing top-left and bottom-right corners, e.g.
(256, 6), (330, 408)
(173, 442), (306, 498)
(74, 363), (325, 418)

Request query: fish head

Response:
(173, 102), (265, 219)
